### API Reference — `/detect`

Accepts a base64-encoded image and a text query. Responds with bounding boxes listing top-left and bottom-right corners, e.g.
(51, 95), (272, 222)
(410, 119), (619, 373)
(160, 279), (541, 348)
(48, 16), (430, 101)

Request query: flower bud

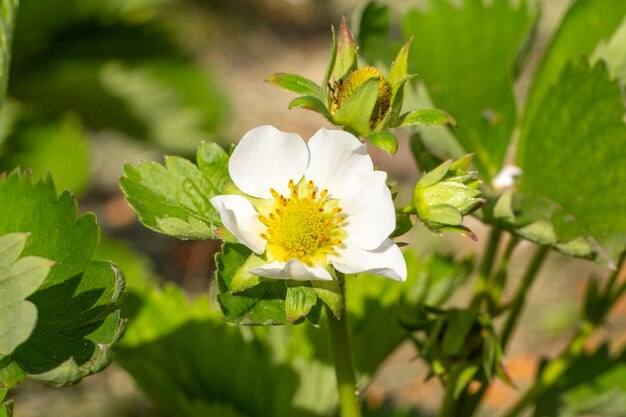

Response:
(412, 154), (484, 238)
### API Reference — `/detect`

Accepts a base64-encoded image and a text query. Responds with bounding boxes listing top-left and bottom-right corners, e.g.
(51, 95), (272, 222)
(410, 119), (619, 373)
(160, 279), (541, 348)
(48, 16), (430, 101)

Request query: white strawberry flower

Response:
(210, 125), (407, 282)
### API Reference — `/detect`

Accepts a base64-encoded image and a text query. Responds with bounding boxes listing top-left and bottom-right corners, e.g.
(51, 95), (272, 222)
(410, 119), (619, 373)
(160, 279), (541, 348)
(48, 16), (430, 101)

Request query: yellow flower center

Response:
(259, 179), (346, 265)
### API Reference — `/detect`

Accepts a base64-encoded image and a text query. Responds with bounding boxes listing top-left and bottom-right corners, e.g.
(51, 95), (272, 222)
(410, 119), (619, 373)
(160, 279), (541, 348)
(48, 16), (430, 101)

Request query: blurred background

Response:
(3, 0), (623, 416)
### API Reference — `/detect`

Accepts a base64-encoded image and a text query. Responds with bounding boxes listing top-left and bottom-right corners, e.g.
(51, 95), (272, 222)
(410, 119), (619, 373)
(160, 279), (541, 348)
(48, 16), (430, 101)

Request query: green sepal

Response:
(216, 243), (289, 326)
(305, 299), (323, 326)
(266, 73), (321, 97)
(389, 37), (413, 92)
(332, 17), (358, 83)
(422, 205), (463, 227)
(453, 364), (480, 399)
(322, 25), (338, 107)
(367, 130), (398, 155)
(289, 96), (334, 123)
(417, 159), (453, 188)
(332, 77), (379, 136)
(390, 213), (418, 238)
(398, 108), (457, 128)
(229, 253), (266, 293)
(285, 281), (318, 323)
(310, 278), (343, 320)
(0, 361), (26, 389)
(380, 75), (416, 129)
(441, 309), (479, 356)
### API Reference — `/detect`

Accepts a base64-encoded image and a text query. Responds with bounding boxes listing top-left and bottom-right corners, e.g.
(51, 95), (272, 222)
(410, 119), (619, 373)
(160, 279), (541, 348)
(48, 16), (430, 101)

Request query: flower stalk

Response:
(327, 302), (362, 417)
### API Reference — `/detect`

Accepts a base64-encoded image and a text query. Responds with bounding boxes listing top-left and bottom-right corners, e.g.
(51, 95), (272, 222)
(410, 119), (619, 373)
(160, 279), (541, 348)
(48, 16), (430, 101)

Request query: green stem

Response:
(473, 226), (503, 310)
(502, 321), (594, 417)
(327, 281), (361, 417)
(501, 245), (549, 349)
(491, 235), (520, 304)
(439, 365), (463, 417)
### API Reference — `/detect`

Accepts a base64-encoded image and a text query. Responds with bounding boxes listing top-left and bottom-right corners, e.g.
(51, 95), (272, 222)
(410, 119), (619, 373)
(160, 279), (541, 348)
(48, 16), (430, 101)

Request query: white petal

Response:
(340, 171), (396, 250)
(210, 195), (266, 254)
(304, 128), (373, 196)
(229, 125), (309, 198)
(330, 237), (407, 281)
(251, 259), (333, 281)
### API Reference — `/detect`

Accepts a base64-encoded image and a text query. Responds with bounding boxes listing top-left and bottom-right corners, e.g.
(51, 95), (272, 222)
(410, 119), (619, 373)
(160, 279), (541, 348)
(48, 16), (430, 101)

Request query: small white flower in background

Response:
(492, 165), (522, 191)
(210, 125), (407, 282)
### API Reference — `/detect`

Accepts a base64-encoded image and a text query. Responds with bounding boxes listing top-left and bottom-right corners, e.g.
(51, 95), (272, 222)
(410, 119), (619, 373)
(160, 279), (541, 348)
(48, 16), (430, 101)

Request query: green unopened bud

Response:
(412, 154), (484, 239)
(267, 17), (454, 154)
(408, 307), (512, 389)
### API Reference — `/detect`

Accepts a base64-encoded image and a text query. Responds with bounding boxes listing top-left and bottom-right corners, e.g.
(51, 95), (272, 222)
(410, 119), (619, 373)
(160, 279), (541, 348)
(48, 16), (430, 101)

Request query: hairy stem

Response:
(327, 279), (361, 417)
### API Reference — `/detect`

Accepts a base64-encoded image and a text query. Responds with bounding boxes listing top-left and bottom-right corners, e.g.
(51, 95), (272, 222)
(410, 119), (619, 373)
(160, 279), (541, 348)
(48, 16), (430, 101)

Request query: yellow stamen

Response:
(260, 178), (347, 266)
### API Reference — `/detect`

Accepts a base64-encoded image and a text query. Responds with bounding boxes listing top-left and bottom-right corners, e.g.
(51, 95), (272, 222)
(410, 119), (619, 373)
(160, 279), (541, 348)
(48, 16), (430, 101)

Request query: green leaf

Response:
(441, 309), (478, 356)
(368, 130), (398, 155)
(116, 284), (295, 417)
(534, 344), (626, 417)
(0, 0), (18, 111)
(0, 112), (89, 194)
(591, 16), (626, 84)
(525, 0), (626, 120)
(285, 282), (317, 323)
(333, 77), (379, 136)
(0, 233), (53, 357)
(356, 2), (398, 66)
(0, 170), (124, 388)
(288, 95), (334, 122)
(266, 73), (320, 97)
(517, 61), (626, 266)
(216, 244), (288, 326)
(398, 108), (457, 128)
(93, 237), (161, 320)
(118, 249), (432, 417)
(402, 0), (535, 181)
(120, 141), (229, 240)
(11, 59), (228, 153)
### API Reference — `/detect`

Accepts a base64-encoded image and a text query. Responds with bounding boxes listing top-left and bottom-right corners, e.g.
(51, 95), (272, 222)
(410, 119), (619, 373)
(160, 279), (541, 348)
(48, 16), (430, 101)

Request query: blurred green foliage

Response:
(1, 0), (229, 194)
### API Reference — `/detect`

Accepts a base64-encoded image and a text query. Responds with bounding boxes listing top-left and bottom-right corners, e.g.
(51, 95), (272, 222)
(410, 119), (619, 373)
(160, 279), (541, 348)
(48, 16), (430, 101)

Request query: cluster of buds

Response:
(267, 18), (455, 154)
(410, 154), (484, 239)
(405, 306), (511, 394)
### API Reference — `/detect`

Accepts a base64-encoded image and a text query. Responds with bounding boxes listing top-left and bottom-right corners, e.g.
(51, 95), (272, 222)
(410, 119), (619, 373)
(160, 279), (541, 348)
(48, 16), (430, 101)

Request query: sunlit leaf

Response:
(517, 61), (626, 266)
(402, 0), (535, 181)
(525, 0), (626, 120)
(0, 170), (124, 388)
(0, 233), (53, 357)
(0, 112), (89, 194)
(120, 141), (229, 240)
